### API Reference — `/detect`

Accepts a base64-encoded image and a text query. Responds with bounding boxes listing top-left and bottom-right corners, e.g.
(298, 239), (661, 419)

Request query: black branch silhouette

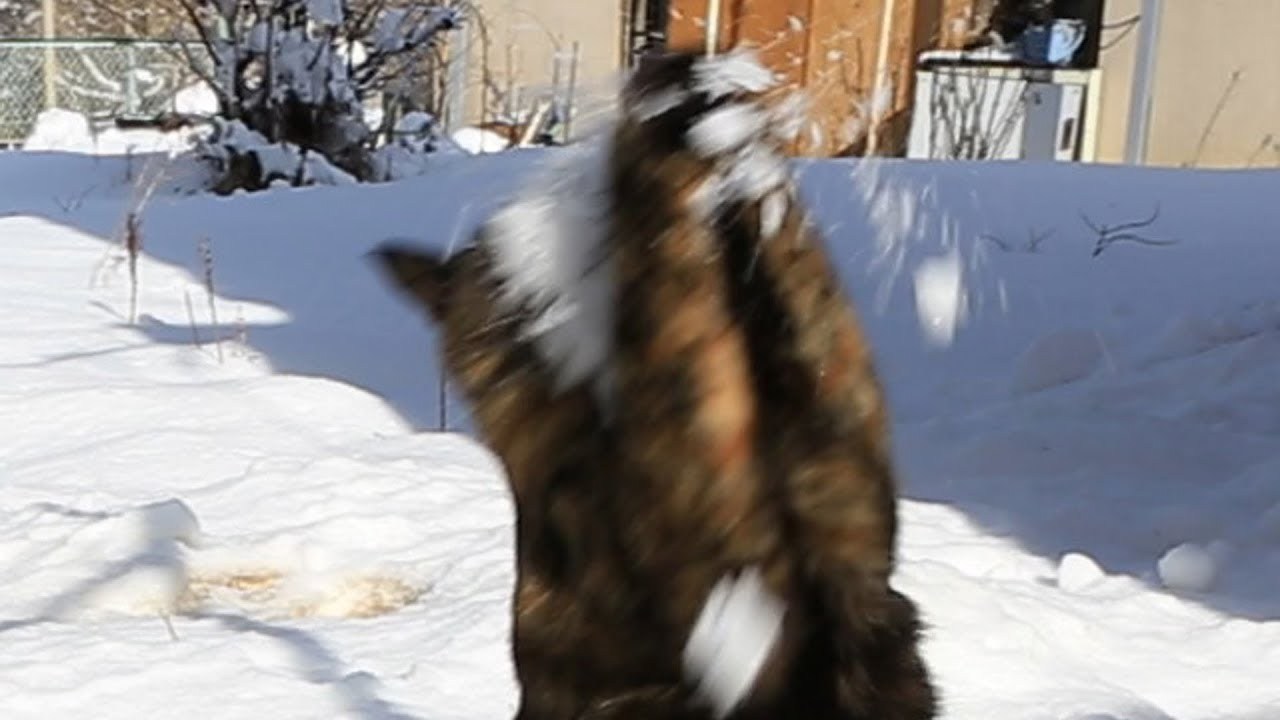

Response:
(1080, 204), (1178, 257)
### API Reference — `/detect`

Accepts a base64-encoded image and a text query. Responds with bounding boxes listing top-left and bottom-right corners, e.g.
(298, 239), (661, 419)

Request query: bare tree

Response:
(139, 0), (463, 188)
(14, 0), (185, 38)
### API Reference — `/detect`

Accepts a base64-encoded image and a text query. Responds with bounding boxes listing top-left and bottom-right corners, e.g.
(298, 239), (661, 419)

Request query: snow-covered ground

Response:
(1, 144), (1278, 719)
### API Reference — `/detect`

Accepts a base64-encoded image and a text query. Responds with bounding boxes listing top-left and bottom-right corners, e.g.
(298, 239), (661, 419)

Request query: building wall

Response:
(1089, 0), (1139, 164)
(1095, 0), (1280, 168)
(452, 0), (627, 134)
(669, 0), (941, 157)
(452, 1), (1279, 167)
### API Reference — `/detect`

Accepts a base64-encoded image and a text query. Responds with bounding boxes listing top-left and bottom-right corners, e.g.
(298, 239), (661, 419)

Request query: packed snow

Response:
(912, 248), (968, 346)
(683, 568), (785, 718)
(450, 127), (511, 155)
(23, 108), (198, 156)
(481, 140), (615, 398)
(691, 47), (778, 100)
(1, 136), (1278, 720)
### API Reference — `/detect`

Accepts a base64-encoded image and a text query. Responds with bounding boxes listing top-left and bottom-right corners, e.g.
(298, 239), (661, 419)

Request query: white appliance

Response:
(907, 63), (1099, 162)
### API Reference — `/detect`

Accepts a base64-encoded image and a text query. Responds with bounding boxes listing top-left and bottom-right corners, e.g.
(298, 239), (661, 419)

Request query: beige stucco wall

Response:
(1092, 0), (1140, 164)
(1095, 0), (1280, 168)
(452, 0), (627, 133)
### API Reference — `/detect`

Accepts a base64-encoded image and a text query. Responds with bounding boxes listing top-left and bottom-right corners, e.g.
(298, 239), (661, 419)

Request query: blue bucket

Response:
(1020, 19), (1086, 66)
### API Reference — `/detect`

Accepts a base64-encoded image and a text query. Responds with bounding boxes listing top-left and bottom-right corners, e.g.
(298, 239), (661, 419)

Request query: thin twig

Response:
(198, 237), (223, 363)
(979, 226), (1054, 254)
(184, 289), (203, 348)
(1081, 204), (1177, 257)
(1188, 69), (1243, 167)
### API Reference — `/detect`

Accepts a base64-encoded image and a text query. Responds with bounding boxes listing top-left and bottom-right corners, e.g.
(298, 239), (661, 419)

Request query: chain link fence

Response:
(0, 39), (210, 145)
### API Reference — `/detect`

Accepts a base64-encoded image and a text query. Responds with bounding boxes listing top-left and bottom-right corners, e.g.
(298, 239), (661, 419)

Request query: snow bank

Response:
(22, 108), (96, 153)
(24, 108), (197, 156)
(451, 126), (510, 154)
(174, 82), (220, 116)
(2, 148), (1279, 719)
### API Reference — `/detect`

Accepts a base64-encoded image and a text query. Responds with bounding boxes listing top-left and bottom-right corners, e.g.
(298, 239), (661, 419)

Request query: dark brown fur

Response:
(608, 51), (935, 720)
(375, 48), (935, 720)
(375, 241), (697, 719)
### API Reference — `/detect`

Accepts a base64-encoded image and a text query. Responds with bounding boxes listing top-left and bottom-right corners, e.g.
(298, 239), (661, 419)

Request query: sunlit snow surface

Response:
(1, 145), (1278, 719)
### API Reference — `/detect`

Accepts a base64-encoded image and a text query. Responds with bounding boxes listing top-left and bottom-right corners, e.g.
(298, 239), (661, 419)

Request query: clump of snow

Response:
(129, 499), (205, 548)
(687, 103), (768, 157)
(622, 49), (803, 235)
(22, 499), (203, 621)
(1157, 542), (1218, 593)
(484, 138), (614, 393)
(683, 567), (785, 718)
(23, 108), (95, 152)
(257, 143), (357, 186)
(340, 38), (370, 68)
(451, 126), (511, 154)
(198, 118), (357, 189)
(1056, 552), (1106, 592)
(682, 125), (793, 229)
(719, 143), (790, 204)
(912, 249), (968, 346)
(369, 111), (460, 181)
(630, 86), (688, 122)
(850, 158), (929, 295)
(174, 82), (220, 116)
(23, 107), (197, 157)
(1012, 328), (1106, 393)
(866, 77), (895, 126)
(389, 113), (423, 134)
(693, 48), (777, 100)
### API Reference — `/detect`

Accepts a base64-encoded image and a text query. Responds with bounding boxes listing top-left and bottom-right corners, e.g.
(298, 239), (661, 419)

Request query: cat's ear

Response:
(371, 243), (455, 319)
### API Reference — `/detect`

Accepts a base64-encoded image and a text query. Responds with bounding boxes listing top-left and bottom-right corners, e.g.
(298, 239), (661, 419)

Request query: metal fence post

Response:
(444, 20), (471, 131)
(561, 41), (579, 144)
(42, 0), (58, 111)
(125, 43), (140, 116)
(1125, 0), (1163, 165)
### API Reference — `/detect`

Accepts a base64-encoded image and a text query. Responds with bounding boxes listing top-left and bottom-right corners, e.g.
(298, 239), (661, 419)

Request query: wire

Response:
(1099, 14), (1141, 52)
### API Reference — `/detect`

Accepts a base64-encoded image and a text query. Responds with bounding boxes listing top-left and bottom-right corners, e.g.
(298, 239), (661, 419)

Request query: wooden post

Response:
(42, 0), (57, 111)
(705, 0), (723, 55)
(1125, 0), (1162, 165)
(562, 42), (580, 143)
(867, 0), (897, 155)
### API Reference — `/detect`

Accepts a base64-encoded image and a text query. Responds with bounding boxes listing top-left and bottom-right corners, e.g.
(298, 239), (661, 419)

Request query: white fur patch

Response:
(484, 140), (614, 393)
(684, 567), (786, 718)
(680, 51), (800, 228)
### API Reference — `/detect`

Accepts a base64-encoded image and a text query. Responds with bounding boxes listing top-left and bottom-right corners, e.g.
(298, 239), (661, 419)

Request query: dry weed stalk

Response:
(184, 289), (202, 348)
(198, 237), (224, 362)
(125, 213), (142, 324)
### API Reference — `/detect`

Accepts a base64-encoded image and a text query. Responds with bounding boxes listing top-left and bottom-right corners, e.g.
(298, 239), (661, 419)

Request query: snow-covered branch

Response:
(166, 0), (464, 189)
